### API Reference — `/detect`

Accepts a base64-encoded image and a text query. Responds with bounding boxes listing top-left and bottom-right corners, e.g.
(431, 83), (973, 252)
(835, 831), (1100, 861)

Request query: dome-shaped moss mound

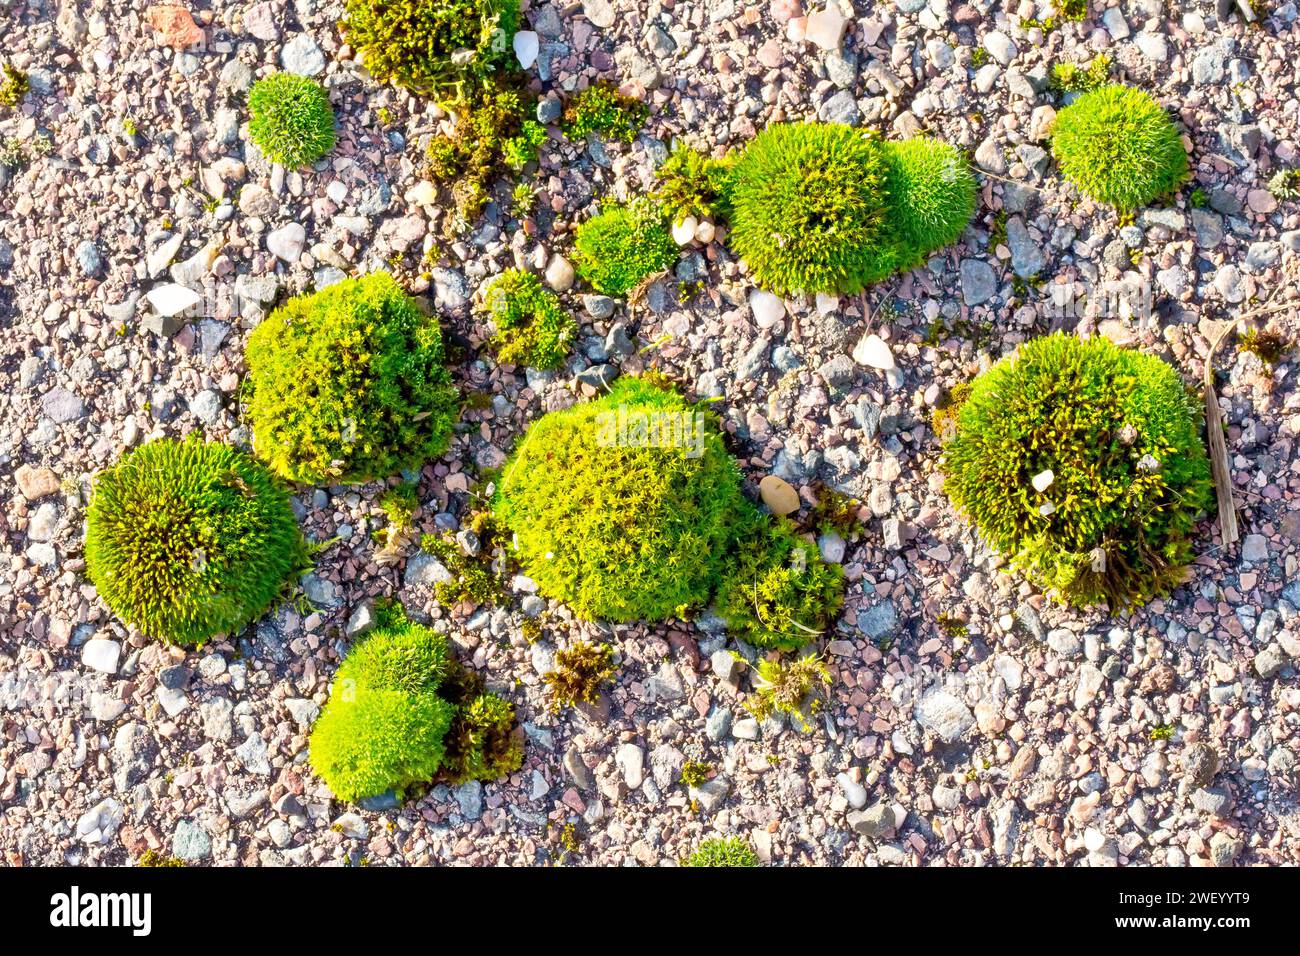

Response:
(1050, 83), (1188, 210)
(687, 836), (760, 867)
(495, 377), (748, 622)
(245, 271), (459, 484)
(84, 438), (307, 646)
(941, 333), (1212, 609)
(724, 122), (890, 295)
(715, 512), (844, 651)
(572, 198), (678, 297)
(342, 0), (519, 94)
(722, 123), (975, 294)
(882, 137), (977, 264)
(309, 604), (521, 802)
(247, 72), (336, 168)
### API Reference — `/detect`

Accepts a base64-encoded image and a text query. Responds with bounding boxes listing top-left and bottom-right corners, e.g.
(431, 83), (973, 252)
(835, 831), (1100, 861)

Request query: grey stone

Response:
(405, 552), (453, 587)
(112, 722), (157, 790)
(76, 240), (104, 277)
(819, 89), (859, 125)
(1006, 217), (1044, 277)
(959, 259), (997, 305)
(857, 601), (898, 640)
(1183, 742), (1220, 788)
(846, 802), (895, 839)
(1190, 786), (1234, 817)
(189, 389), (223, 425)
(41, 388), (86, 423)
(281, 33), (325, 76)
(915, 689), (975, 742)
(172, 820), (211, 861)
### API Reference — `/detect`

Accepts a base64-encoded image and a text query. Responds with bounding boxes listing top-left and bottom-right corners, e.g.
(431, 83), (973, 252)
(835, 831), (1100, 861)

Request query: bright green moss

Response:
(746, 654), (832, 730)
(686, 837), (760, 867)
(573, 198), (678, 297)
(479, 268), (577, 370)
(563, 82), (647, 143)
(309, 684), (456, 802)
(309, 605), (520, 801)
(715, 512), (844, 651)
(342, 0), (519, 94)
(941, 333), (1212, 609)
(723, 122), (891, 295)
(723, 123), (975, 293)
(882, 137), (976, 264)
(245, 272), (459, 484)
(247, 73), (336, 168)
(495, 377), (748, 622)
(1048, 54), (1112, 95)
(426, 76), (542, 231)
(1050, 84), (1189, 210)
(85, 438), (308, 646)
(651, 142), (729, 225)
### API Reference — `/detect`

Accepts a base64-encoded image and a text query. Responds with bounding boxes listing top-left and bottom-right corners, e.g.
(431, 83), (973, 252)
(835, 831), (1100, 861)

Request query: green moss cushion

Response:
(715, 511), (844, 651)
(85, 438), (307, 646)
(941, 333), (1212, 608)
(1050, 84), (1188, 210)
(245, 271), (459, 484)
(342, 0), (519, 94)
(495, 377), (748, 621)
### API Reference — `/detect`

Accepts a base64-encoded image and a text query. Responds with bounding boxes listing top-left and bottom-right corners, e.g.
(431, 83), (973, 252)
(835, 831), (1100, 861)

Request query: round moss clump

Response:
(572, 198), (678, 297)
(1050, 83), (1188, 210)
(495, 377), (748, 622)
(941, 333), (1212, 609)
(309, 605), (521, 802)
(247, 73), (336, 168)
(882, 137), (976, 263)
(715, 512), (844, 651)
(85, 438), (307, 646)
(479, 268), (577, 370)
(342, 0), (519, 94)
(724, 122), (891, 295)
(687, 837), (760, 867)
(245, 271), (459, 484)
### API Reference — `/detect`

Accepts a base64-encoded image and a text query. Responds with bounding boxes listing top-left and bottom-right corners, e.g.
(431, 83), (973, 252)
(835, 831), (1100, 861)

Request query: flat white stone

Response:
(1032, 469), (1054, 492)
(145, 283), (202, 317)
(749, 289), (786, 327)
(671, 216), (698, 245)
(852, 332), (895, 370)
(82, 638), (122, 675)
(513, 30), (539, 69)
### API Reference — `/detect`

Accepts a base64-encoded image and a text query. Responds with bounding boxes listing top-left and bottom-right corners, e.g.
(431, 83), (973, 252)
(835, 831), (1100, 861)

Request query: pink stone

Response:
(771, 0), (803, 23)
(1247, 188), (1277, 214)
(147, 4), (204, 49)
(756, 38), (784, 68)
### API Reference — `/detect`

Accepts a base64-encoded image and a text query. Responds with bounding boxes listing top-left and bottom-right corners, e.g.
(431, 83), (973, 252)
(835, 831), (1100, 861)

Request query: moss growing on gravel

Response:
(542, 640), (617, 711)
(341, 0), (519, 95)
(245, 272), (459, 484)
(882, 137), (977, 266)
(0, 63), (29, 108)
(721, 123), (974, 294)
(940, 333), (1212, 609)
(85, 438), (308, 646)
(573, 198), (678, 297)
(247, 73), (336, 168)
(425, 75), (546, 231)
(651, 142), (729, 225)
(1050, 84), (1189, 210)
(715, 513), (844, 651)
(562, 82), (647, 143)
(479, 268), (577, 369)
(309, 604), (520, 802)
(495, 377), (748, 622)
(686, 837), (760, 867)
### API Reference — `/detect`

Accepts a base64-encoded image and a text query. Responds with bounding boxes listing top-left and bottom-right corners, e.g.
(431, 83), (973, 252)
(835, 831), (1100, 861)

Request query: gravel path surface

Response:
(1, 0), (1298, 867)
